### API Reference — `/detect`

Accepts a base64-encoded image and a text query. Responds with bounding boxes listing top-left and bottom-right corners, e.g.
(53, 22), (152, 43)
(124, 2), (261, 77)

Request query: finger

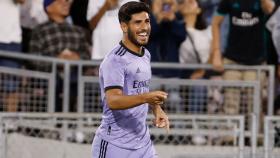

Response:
(159, 91), (168, 96)
(153, 118), (160, 127)
(157, 94), (168, 101)
(158, 120), (166, 128)
(154, 101), (164, 105)
(165, 119), (170, 134)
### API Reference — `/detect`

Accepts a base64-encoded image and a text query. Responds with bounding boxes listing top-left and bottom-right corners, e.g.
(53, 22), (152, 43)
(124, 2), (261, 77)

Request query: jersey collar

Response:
(119, 41), (145, 57)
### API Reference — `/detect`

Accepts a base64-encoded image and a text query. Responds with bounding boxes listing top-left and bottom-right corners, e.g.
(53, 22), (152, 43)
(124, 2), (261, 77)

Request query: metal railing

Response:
(0, 50), (275, 157)
(0, 50), (274, 115)
(264, 116), (280, 158)
(0, 113), (245, 158)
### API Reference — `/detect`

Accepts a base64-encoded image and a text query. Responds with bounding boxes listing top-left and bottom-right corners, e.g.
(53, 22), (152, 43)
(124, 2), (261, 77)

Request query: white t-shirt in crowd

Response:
(87, 0), (138, 60)
(20, 0), (48, 29)
(179, 26), (212, 64)
(0, 0), (21, 43)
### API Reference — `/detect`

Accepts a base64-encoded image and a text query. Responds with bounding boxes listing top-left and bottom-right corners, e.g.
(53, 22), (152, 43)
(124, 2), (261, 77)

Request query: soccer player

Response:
(92, 2), (169, 158)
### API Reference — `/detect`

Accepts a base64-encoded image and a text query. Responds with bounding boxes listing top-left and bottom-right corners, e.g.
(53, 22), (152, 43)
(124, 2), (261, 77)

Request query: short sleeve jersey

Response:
(96, 42), (152, 149)
(217, 0), (266, 65)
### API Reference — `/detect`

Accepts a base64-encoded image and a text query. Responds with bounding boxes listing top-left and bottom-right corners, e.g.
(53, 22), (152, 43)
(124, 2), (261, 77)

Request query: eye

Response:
(135, 20), (142, 24)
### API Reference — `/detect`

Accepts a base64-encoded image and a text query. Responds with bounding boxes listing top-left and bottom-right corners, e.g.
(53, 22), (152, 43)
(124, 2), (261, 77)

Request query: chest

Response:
(125, 57), (151, 82)
(229, 0), (262, 17)
(41, 26), (82, 52)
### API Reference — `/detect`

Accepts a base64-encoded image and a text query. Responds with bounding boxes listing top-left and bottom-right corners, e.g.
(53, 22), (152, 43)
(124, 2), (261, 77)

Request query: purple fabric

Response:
(92, 135), (158, 158)
(96, 42), (152, 150)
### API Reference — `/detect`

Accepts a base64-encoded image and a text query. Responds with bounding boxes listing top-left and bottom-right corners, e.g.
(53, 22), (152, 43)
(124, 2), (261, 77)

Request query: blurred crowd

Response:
(1, 0), (280, 114)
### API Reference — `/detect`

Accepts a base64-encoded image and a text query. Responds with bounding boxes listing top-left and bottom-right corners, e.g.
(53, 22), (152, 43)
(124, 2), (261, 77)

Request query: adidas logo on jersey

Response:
(136, 68), (141, 73)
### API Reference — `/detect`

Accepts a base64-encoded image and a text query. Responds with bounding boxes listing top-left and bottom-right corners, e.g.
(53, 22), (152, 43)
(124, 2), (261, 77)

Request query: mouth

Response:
(137, 32), (149, 41)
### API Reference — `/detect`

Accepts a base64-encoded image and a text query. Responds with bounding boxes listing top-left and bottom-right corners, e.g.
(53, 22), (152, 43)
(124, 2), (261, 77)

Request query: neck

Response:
(48, 15), (66, 24)
(122, 37), (141, 54)
(184, 15), (197, 28)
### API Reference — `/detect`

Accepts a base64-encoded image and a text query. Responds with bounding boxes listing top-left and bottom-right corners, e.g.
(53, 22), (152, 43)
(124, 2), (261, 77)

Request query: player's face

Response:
(127, 12), (151, 47)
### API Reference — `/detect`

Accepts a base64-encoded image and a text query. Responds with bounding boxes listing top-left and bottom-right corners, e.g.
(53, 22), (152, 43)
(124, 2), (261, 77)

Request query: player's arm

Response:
(105, 88), (168, 110)
(150, 104), (170, 133)
(260, 0), (276, 15)
(210, 15), (224, 71)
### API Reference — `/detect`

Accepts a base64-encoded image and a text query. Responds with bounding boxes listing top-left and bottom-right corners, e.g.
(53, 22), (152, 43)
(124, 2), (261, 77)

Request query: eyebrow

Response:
(133, 17), (150, 22)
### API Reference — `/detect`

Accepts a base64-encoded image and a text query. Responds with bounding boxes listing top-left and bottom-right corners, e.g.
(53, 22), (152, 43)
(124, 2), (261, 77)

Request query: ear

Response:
(120, 22), (128, 33)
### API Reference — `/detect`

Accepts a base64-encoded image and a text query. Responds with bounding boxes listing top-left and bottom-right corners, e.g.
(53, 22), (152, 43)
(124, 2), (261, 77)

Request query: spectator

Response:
(178, 0), (223, 115)
(267, 4), (280, 115)
(0, 0), (25, 112)
(178, 0), (211, 115)
(211, 0), (276, 114)
(87, 0), (138, 60)
(179, 0), (211, 78)
(29, 0), (91, 112)
(267, 5), (280, 77)
(21, 0), (48, 52)
(147, 0), (186, 78)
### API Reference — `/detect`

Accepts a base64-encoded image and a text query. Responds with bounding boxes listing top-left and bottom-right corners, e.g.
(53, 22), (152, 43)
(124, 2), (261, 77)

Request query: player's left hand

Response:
(153, 105), (170, 134)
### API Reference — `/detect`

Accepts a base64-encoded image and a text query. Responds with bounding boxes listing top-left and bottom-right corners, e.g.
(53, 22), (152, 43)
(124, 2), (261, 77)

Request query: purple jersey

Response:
(96, 41), (152, 149)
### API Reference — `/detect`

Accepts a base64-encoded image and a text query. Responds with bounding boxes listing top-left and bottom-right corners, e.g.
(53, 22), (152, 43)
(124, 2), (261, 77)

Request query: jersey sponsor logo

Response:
(232, 12), (259, 26)
(133, 79), (150, 88)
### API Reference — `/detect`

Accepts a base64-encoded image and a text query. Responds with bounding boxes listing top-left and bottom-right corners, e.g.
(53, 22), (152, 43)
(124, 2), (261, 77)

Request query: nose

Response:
(140, 22), (150, 31)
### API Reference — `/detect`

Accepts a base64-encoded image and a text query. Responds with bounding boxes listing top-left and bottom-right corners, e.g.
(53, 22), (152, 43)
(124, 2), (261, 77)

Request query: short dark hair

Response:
(118, 1), (150, 23)
(195, 0), (207, 30)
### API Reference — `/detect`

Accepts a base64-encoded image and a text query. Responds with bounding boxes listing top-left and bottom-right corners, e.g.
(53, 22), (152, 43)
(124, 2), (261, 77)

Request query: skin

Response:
(179, 0), (206, 79)
(152, 0), (177, 23)
(89, 0), (119, 30)
(106, 11), (170, 133)
(14, 0), (25, 4)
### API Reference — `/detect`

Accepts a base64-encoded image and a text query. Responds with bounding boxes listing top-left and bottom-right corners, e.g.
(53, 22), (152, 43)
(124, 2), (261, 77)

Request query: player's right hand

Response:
(144, 91), (168, 106)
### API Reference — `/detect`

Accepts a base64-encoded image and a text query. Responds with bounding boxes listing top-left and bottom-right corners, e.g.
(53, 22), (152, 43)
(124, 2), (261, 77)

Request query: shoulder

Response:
(32, 22), (54, 36)
(33, 21), (49, 31)
(71, 25), (87, 34)
(33, 21), (58, 34)
(143, 47), (151, 60)
(101, 45), (129, 67)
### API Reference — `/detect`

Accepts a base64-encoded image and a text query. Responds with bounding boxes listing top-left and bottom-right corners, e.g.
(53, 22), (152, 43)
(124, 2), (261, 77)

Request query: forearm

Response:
(151, 104), (162, 116)
(261, 0), (275, 14)
(89, 2), (109, 30)
(211, 17), (222, 54)
(107, 93), (147, 110)
(14, 0), (25, 4)
(106, 89), (167, 110)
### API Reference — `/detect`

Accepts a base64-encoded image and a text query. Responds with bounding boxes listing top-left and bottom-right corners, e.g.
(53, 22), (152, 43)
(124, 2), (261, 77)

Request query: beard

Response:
(127, 28), (149, 47)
